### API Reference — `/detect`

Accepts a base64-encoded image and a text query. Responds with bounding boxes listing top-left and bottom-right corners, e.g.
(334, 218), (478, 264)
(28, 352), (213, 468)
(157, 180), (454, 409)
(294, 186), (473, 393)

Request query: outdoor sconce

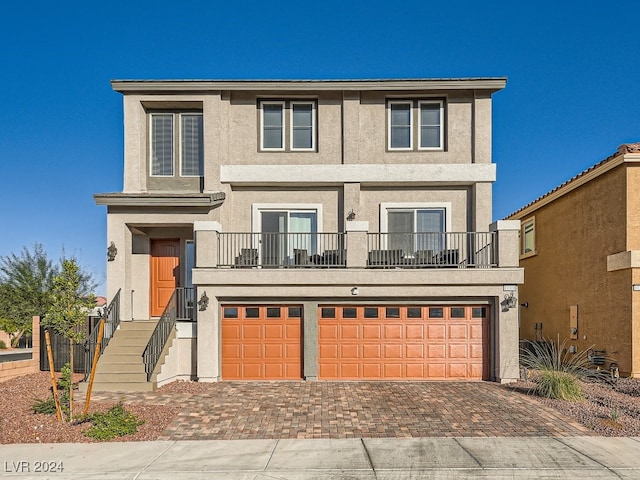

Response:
(351, 286), (359, 296)
(504, 292), (517, 309)
(198, 291), (209, 311)
(107, 242), (118, 262)
(347, 209), (356, 221)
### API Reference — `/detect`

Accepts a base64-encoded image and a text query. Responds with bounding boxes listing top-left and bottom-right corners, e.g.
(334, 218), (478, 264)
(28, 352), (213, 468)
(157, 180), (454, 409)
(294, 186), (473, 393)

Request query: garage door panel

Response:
(426, 324), (446, 339)
(319, 325), (338, 339)
(264, 324), (283, 339)
(320, 344), (338, 359)
(243, 344), (262, 359)
(448, 324), (468, 339)
(406, 344), (425, 359)
(448, 363), (468, 379)
(363, 344), (381, 359)
(426, 344), (446, 359)
(406, 325), (425, 339)
(243, 324), (262, 339)
(341, 325), (360, 339)
(384, 363), (403, 377)
(384, 325), (403, 339)
(341, 344), (359, 358)
(363, 325), (381, 339)
(222, 305), (303, 380)
(449, 344), (468, 359)
(406, 363), (425, 378)
(384, 344), (403, 359)
(341, 364), (359, 378)
(426, 363), (446, 378)
(362, 363), (381, 378)
(319, 305), (489, 381)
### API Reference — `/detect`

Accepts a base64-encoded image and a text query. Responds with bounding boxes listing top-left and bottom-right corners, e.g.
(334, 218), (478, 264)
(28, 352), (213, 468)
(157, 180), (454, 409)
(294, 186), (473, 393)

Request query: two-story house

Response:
(92, 78), (523, 391)
(508, 143), (640, 377)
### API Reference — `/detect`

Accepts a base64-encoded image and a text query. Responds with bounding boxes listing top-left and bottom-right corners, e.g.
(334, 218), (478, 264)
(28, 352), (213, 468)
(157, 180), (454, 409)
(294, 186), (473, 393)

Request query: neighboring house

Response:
(93, 78), (523, 391)
(507, 143), (640, 377)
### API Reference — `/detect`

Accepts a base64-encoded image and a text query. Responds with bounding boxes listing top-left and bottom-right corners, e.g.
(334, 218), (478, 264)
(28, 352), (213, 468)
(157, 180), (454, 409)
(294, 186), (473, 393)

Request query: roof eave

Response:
(111, 78), (507, 94)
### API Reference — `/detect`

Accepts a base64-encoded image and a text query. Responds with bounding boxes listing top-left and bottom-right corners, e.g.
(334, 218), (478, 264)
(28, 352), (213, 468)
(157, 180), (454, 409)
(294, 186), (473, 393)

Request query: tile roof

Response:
(506, 142), (640, 218)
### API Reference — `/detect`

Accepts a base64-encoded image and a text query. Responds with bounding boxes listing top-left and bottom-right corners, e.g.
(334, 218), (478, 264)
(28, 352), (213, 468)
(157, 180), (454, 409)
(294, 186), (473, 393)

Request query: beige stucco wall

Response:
(518, 165), (634, 374)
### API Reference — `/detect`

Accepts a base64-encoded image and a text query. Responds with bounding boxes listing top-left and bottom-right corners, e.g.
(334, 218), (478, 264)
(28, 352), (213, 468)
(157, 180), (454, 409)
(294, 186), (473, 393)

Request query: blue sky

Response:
(1, 0), (639, 295)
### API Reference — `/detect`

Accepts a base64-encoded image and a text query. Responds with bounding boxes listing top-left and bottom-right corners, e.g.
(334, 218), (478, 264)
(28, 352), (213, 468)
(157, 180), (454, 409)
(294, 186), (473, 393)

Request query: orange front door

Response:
(221, 305), (303, 380)
(150, 239), (180, 317)
(318, 305), (489, 380)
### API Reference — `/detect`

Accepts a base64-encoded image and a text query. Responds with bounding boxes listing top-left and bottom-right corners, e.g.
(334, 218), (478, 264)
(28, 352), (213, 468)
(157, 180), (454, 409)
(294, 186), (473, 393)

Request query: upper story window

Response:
(381, 202), (451, 255)
(259, 100), (316, 152)
(387, 100), (444, 151)
(520, 217), (536, 257)
(150, 112), (203, 177)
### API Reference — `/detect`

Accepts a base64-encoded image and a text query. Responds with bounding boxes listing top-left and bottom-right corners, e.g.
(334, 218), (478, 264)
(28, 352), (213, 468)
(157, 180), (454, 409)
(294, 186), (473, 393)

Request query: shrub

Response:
(0, 340), (6, 349)
(520, 337), (601, 401)
(84, 403), (144, 441)
(32, 397), (58, 415)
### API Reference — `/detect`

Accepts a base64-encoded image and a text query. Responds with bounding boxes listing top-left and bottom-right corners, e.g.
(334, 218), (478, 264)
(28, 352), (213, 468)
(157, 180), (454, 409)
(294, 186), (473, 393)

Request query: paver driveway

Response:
(92, 382), (590, 440)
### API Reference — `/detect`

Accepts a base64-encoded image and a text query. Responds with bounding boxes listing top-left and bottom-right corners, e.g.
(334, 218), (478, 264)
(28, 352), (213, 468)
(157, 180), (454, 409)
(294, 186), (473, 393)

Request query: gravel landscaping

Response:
(1, 372), (639, 443)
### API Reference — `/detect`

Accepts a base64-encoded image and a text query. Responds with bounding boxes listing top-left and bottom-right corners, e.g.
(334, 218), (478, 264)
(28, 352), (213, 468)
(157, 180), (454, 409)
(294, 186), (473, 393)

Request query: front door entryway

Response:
(150, 239), (180, 317)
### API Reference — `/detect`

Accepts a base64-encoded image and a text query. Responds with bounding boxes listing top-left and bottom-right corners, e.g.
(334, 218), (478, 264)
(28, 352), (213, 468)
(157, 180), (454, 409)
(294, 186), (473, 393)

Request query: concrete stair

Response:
(79, 320), (161, 393)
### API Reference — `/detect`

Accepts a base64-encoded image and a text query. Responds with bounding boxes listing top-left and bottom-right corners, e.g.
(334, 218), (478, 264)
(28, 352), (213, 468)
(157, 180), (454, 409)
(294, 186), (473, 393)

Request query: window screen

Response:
(151, 114), (174, 176)
(181, 114), (203, 176)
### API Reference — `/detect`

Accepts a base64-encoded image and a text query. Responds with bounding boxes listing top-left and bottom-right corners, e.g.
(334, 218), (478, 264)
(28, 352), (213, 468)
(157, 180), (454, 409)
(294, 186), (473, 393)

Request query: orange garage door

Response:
(222, 305), (303, 380)
(319, 305), (489, 380)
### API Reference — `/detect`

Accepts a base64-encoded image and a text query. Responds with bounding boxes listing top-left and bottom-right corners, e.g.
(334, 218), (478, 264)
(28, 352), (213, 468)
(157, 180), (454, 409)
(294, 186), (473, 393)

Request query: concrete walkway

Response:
(1, 437), (639, 479)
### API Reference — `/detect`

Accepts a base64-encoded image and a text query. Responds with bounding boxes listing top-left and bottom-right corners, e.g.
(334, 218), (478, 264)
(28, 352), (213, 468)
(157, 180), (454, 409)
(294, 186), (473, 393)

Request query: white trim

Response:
(259, 100), (285, 151)
(380, 202), (452, 234)
(290, 101), (316, 151)
(387, 100), (413, 151)
(418, 100), (444, 150)
(149, 113), (175, 177)
(178, 113), (204, 177)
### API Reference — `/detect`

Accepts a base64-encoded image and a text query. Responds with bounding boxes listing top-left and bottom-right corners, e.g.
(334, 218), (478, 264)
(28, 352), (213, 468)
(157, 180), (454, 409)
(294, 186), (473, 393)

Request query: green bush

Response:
(0, 340), (6, 349)
(84, 403), (144, 441)
(32, 397), (58, 415)
(520, 337), (600, 401)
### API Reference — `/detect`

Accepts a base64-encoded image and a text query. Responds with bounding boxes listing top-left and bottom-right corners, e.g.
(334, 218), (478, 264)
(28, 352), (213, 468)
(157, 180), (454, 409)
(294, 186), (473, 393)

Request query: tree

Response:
(0, 244), (56, 346)
(44, 259), (96, 421)
(0, 244), (97, 347)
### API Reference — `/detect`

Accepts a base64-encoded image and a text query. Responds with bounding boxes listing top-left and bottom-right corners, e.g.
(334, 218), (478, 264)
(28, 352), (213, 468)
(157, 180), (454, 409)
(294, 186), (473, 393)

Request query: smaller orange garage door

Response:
(319, 305), (489, 380)
(222, 305), (303, 380)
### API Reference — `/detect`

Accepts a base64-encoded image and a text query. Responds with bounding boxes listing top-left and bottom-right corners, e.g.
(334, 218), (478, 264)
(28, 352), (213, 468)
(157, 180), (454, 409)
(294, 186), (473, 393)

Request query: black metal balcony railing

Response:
(83, 288), (121, 381)
(217, 232), (346, 268)
(143, 287), (195, 381)
(367, 232), (497, 268)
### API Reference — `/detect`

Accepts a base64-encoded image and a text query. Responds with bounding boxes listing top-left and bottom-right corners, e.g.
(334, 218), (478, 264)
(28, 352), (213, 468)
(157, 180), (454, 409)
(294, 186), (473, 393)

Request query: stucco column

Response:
(346, 221), (369, 268)
(194, 221), (222, 268)
(193, 221), (222, 382)
(303, 302), (318, 381)
(196, 292), (219, 382)
(490, 220), (520, 267)
(494, 294), (520, 383)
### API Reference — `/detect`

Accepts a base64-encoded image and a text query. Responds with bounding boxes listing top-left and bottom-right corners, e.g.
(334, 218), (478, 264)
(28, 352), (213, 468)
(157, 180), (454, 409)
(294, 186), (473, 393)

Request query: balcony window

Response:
(387, 208), (446, 254)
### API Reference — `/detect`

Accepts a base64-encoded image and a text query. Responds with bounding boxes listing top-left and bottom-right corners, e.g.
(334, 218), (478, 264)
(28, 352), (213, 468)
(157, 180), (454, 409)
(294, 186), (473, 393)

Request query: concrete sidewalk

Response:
(1, 437), (639, 479)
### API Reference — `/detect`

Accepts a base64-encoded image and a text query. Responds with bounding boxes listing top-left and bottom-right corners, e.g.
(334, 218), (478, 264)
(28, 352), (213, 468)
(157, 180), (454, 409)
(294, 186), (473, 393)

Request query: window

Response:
(252, 203), (322, 266)
(381, 203), (450, 255)
(521, 217), (536, 257)
(387, 100), (444, 151)
(150, 113), (203, 177)
(260, 100), (316, 151)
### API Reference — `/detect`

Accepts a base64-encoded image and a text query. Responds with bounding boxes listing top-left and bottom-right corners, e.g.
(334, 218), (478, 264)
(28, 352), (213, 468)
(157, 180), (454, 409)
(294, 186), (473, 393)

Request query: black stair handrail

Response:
(83, 289), (121, 381)
(142, 287), (195, 381)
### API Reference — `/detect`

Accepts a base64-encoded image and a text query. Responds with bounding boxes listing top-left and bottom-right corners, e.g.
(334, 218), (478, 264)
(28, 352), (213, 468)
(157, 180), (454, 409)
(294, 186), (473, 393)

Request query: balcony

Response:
(216, 231), (496, 269)
(217, 232), (346, 268)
